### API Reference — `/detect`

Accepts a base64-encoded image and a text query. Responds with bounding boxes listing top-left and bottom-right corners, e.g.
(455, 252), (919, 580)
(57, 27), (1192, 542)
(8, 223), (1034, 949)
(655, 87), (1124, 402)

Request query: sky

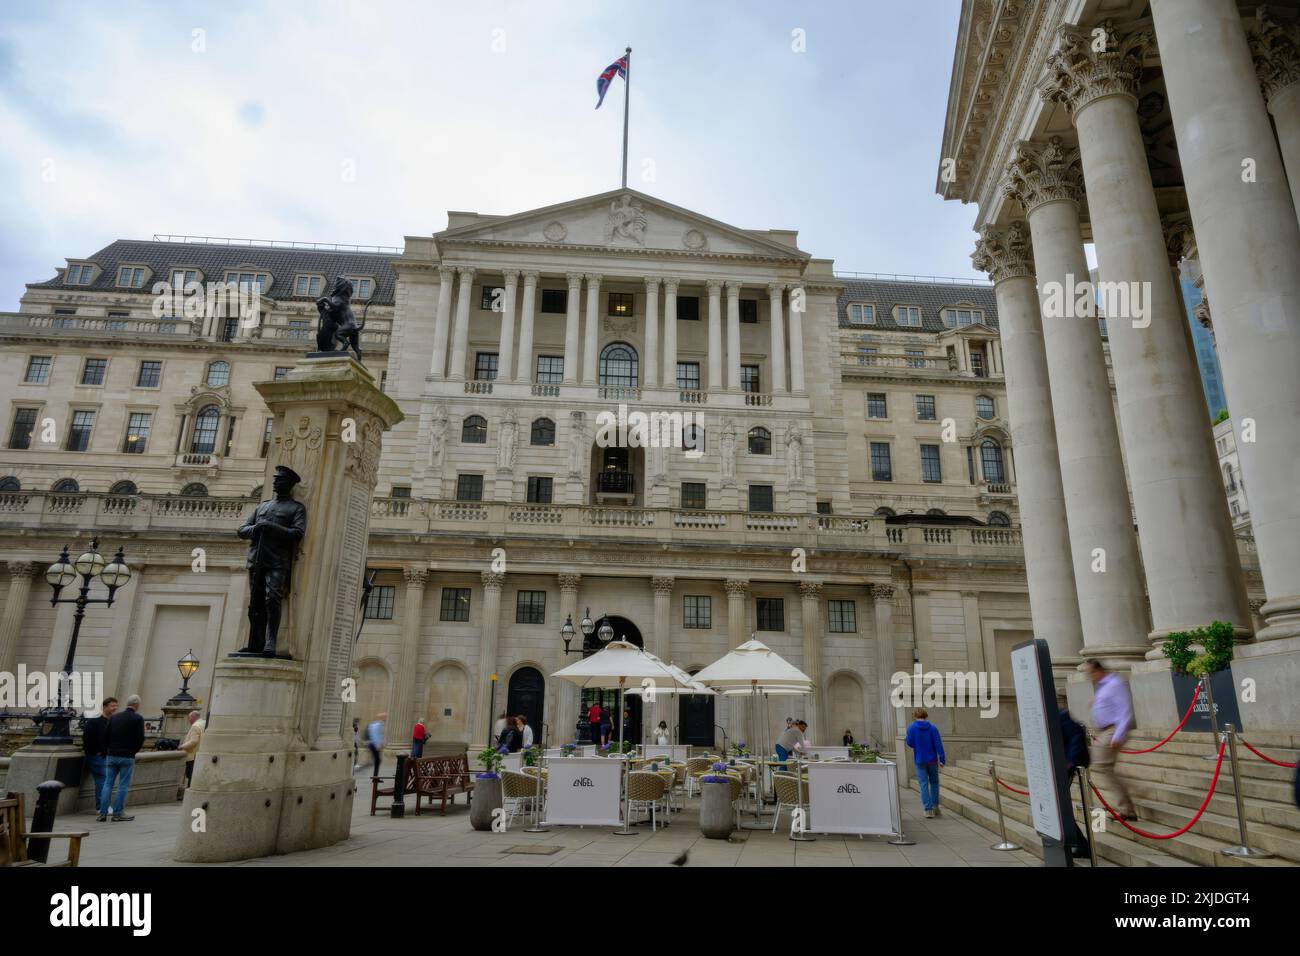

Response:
(0, 0), (987, 307)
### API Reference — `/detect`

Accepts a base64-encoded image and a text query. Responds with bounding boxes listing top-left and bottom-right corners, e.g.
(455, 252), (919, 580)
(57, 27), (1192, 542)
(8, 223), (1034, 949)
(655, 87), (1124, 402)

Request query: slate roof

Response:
(31, 239), (399, 305)
(837, 276), (998, 333)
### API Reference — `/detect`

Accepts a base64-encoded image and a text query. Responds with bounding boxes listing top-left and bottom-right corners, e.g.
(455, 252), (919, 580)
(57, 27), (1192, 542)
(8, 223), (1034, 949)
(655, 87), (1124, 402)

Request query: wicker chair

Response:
(771, 772), (809, 834)
(501, 770), (544, 830)
(627, 771), (669, 831)
(685, 756), (714, 797)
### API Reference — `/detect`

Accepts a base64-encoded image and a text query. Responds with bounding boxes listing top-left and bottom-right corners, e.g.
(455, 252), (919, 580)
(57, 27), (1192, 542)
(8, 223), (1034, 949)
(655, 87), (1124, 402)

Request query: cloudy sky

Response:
(0, 0), (985, 306)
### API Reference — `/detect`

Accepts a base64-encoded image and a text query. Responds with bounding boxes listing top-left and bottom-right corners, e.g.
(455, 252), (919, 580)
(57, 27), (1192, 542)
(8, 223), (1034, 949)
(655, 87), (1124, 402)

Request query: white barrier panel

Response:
(639, 744), (690, 762)
(543, 757), (624, 826)
(803, 746), (850, 761)
(806, 760), (900, 836)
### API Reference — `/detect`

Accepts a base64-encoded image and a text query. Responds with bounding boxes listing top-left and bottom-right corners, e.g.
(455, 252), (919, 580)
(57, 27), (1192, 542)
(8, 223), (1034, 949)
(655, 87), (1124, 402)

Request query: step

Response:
(990, 737), (1298, 778)
(1128, 728), (1300, 750)
(1133, 797), (1300, 864)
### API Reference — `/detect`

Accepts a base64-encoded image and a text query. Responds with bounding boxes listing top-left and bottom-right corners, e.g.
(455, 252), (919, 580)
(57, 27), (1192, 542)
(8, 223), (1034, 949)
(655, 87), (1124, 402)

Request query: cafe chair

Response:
(627, 772), (669, 832)
(771, 773), (809, 834)
(685, 756), (714, 797)
(501, 770), (543, 830)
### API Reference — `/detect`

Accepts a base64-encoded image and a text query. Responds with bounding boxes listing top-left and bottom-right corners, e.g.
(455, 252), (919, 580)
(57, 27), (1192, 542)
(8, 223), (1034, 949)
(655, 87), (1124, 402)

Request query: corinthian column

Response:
(767, 283), (787, 393)
(644, 278), (660, 388)
(724, 579), (748, 648)
(650, 576), (674, 733)
(583, 274), (602, 386)
(563, 273), (582, 385)
(387, 566), (429, 748)
(869, 584), (897, 751)
(516, 271), (538, 383)
(707, 279), (724, 392)
(662, 278), (679, 387)
(799, 580), (826, 736)
(429, 266), (455, 380)
(1250, 8), (1300, 217)
(1004, 138), (1149, 664)
(725, 281), (742, 391)
(447, 266), (475, 383)
(471, 571), (505, 746)
(972, 223), (1085, 675)
(1152, 0), (1300, 641)
(1040, 22), (1250, 654)
(0, 562), (36, 677)
(555, 573), (581, 743)
(497, 269), (518, 385)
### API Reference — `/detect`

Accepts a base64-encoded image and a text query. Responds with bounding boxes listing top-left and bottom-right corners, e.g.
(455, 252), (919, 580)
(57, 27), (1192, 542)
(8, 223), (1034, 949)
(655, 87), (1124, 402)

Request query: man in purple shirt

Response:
(1085, 660), (1137, 819)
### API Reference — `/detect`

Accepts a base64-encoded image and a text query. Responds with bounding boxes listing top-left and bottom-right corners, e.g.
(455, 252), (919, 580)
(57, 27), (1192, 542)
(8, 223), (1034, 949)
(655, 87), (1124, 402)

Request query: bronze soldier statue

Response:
(237, 465), (307, 657)
(315, 276), (366, 366)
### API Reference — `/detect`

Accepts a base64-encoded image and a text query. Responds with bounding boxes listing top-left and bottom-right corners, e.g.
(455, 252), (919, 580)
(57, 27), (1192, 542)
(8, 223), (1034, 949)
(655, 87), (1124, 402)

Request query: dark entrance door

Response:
(679, 671), (715, 748)
(577, 615), (645, 746)
(507, 666), (545, 749)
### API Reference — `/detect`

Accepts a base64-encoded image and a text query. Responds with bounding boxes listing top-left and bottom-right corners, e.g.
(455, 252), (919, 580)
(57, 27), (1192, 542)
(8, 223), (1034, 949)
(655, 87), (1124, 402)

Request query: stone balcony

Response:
(0, 311), (390, 350)
(839, 350), (1004, 382)
(438, 378), (806, 411)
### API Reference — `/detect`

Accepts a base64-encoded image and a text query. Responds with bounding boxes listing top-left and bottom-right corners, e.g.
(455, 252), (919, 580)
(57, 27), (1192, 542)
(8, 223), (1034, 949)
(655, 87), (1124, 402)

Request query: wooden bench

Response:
(1, 792), (89, 867)
(412, 754), (475, 816)
(369, 757), (418, 816)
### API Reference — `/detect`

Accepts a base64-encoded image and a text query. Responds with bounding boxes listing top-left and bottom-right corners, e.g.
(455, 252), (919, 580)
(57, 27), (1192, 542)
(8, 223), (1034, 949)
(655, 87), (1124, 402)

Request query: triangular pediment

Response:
(433, 188), (808, 262)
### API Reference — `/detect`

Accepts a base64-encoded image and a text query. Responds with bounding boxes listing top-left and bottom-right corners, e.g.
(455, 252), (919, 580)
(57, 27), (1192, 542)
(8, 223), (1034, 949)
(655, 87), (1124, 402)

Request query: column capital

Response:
(1002, 136), (1085, 213)
(869, 583), (896, 602)
(723, 579), (749, 597)
(706, 278), (724, 295)
(643, 276), (661, 292)
(662, 277), (680, 294)
(481, 570), (505, 591)
(724, 280), (742, 296)
(766, 281), (786, 298)
(7, 561), (38, 578)
(971, 220), (1035, 284)
(437, 265), (456, 283)
(650, 576), (675, 595)
(798, 580), (823, 598)
(1250, 7), (1300, 106)
(521, 270), (540, 286)
(1039, 20), (1152, 118)
(566, 272), (584, 288)
(1161, 213), (1197, 267)
(558, 572), (581, 592)
(501, 268), (520, 283)
(456, 266), (476, 281)
(403, 566), (429, 586)
(583, 273), (603, 287)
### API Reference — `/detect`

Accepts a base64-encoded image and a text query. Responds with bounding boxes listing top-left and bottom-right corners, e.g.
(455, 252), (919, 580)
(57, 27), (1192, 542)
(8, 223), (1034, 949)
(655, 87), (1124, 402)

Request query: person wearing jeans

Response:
(100, 694), (145, 821)
(83, 697), (118, 817)
(905, 707), (946, 819)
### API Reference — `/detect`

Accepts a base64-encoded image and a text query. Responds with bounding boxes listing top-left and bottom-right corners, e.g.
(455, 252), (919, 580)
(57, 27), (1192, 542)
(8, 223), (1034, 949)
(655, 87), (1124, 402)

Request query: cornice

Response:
(439, 236), (807, 266)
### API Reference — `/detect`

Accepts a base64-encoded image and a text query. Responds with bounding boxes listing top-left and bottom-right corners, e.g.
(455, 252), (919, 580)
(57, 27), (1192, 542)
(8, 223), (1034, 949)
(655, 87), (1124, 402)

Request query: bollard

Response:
(1077, 767), (1099, 868)
(987, 760), (1021, 851)
(390, 752), (408, 819)
(1200, 675), (1221, 761)
(27, 780), (64, 864)
(1219, 724), (1273, 859)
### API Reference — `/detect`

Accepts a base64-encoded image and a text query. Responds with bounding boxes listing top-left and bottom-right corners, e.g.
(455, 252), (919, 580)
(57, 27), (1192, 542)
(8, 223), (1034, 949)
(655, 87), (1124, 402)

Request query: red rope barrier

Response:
(1239, 738), (1298, 769)
(1088, 740), (1226, 840)
(1119, 682), (1201, 755)
(996, 777), (1030, 796)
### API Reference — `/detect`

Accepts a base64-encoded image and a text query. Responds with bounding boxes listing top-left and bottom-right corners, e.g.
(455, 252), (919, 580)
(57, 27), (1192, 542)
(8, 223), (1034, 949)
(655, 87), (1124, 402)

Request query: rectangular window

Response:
(541, 289), (567, 314)
(390, 486), (411, 499)
(8, 408), (38, 449)
(380, 371), (387, 393)
(526, 476), (553, 503)
(80, 358), (108, 386)
(677, 296), (700, 321)
(684, 595), (712, 629)
(848, 303), (876, 325)
(516, 590), (546, 624)
(226, 271), (268, 292)
(274, 367), (291, 381)
(24, 356), (52, 384)
(365, 586), (395, 620)
(920, 444), (942, 483)
(816, 501), (833, 515)
(739, 299), (758, 324)
(680, 481), (707, 510)
(287, 319), (311, 339)
(350, 277), (373, 299)
(123, 412), (151, 454)
(828, 600), (857, 633)
(967, 445), (976, 484)
(676, 362), (700, 390)
(607, 292), (634, 316)
(136, 360), (162, 388)
(220, 317), (239, 342)
(479, 285), (503, 311)
(895, 306), (922, 327)
(741, 365), (760, 393)
(915, 394), (936, 421)
(866, 392), (888, 419)
(170, 269), (198, 288)
(117, 266), (145, 288)
(535, 355), (563, 384)
(66, 264), (94, 285)
(455, 474), (483, 501)
(294, 275), (323, 297)
(905, 348), (926, 368)
(107, 312), (129, 331)
(870, 442), (892, 481)
(260, 418), (274, 458)
(474, 352), (499, 381)
(439, 587), (471, 622)
(756, 598), (785, 632)
(66, 410), (95, 452)
(748, 484), (774, 513)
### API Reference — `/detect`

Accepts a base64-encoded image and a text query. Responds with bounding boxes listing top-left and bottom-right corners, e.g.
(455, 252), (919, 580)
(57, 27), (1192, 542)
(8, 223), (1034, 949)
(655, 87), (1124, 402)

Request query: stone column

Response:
(428, 266), (454, 380)
(972, 223), (1085, 676)
(386, 566), (429, 747)
(1152, 0), (1300, 641)
(767, 282), (787, 394)
(516, 271), (538, 383)
(563, 273), (582, 385)
(582, 274), (601, 386)
(1250, 9), (1300, 217)
(447, 266), (475, 382)
(662, 278), (679, 387)
(1004, 138), (1150, 664)
(0, 562), (35, 677)
(725, 579), (748, 649)
(706, 279), (724, 392)
(650, 576), (674, 732)
(787, 287), (806, 393)
(471, 571), (505, 747)
(869, 584), (898, 753)
(799, 580), (826, 737)
(497, 269), (518, 385)
(725, 281), (742, 391)
(643, 278), (660, 388)
(1042, 21), (1250, 655)
(555, 573), (581, 742)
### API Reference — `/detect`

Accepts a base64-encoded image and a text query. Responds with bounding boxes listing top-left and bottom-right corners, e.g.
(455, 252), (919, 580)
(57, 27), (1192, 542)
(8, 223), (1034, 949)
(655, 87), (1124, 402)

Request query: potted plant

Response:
(1161, 620), (1239, 730)
(470, 746), (505, 831)
(522, 744), (543, 767)
(561, 742), (577, 757)
(699, 761), (735, 839)
(848, 743), (880, 763)
(731, 741), (750, 758)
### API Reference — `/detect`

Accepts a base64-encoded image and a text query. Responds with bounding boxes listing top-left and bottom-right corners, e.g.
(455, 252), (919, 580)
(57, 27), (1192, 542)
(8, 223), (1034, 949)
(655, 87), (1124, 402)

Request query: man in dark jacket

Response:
(100, 694), (145, 822)
(1059, 708), (1093, 860)
(83, 697), (118, 818)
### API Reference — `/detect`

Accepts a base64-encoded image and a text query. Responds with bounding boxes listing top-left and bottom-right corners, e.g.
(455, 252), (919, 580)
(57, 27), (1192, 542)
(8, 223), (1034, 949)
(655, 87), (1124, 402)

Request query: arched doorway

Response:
(507, 666), (545, 749)
(579, 615), (644, 745)
(678, 669), (716, 748)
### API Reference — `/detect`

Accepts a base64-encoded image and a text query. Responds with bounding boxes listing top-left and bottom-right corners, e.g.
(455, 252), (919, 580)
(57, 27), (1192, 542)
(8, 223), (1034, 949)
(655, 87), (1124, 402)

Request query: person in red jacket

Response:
(411, 718), (429, 758)
(587, 701), (603, 746)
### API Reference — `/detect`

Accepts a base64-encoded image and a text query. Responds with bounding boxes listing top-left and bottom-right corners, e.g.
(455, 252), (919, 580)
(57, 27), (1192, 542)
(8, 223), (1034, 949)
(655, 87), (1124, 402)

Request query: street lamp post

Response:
(174, 650), (200, 704)
(38, 538), (131, 744)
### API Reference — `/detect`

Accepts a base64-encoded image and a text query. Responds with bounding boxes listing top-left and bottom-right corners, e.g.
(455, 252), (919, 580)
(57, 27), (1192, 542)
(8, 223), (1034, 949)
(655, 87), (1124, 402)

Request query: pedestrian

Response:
(411, 717), (429, 758)
(599, 707), (613, 748)
(493, 712), (508, 742)
(83, 697), (118, 817)
(366, 712), (386, 779)
(905, 707), (945, 818)
(100, 694), (145, 822)
(654, 721), (670, 746)
(497, 715), (521, 752)
(519, 715), (534, 750)
(586, 701), (602, 746)
(775, 721), (801, 768)
(843, 728), (855, 746)
(1084, 659), (1137, 820)
(179, 709), (205, 786)
(1059, 707), (1092, 859)
(352, 718), (361, 771)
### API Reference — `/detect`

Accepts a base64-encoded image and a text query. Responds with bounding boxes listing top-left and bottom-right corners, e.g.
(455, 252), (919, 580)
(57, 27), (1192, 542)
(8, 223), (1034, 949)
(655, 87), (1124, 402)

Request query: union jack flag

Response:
(595, 55), (628, 109)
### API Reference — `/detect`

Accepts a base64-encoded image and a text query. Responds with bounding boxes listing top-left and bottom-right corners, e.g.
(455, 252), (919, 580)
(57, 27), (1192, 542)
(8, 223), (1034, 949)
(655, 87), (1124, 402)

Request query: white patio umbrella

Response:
(624, 656), (715, 748)
(552, 640), (691, 834)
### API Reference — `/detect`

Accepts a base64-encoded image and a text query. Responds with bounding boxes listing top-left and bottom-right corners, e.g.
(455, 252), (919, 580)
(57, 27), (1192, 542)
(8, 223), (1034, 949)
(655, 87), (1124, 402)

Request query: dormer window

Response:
(847, 303), (875, 325)
(170, 268), (200, 288)
(66, 263), (95, 285)
(893, 305), (922, 328)
(294, 275), (324, 297)
(344, 276), (374, 299)
(225, 271), (269, 292)
(116, 266), (147, 289)
(942, 307), (984, 328)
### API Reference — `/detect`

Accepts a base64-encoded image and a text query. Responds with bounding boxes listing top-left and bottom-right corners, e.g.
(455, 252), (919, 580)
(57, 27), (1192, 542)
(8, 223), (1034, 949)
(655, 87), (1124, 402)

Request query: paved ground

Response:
(66, 769), (1051, 867)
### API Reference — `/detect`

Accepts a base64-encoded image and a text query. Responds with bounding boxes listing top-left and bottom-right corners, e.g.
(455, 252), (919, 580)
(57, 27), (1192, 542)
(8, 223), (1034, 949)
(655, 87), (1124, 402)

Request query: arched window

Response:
(747, 426), (771, 455)
(0, 476), (20, 492)
(52, 478), (80, 493)
(530, 418), (555, 446)
(191, 405), (220, 454)
(926, 508), (946, 516)
(181, 482), (209, 497)
(683, 424), (705, 453)
(206, 360), (230, 388)
(109, 480), (138, 495)
(975, 395), (995, 420)
(461, 415), (487, 444)
(599, 342), (639, 388)
(981, 439), (1005, 483)
(988, 511), (1010, 526)
(873, 506), (895, 517)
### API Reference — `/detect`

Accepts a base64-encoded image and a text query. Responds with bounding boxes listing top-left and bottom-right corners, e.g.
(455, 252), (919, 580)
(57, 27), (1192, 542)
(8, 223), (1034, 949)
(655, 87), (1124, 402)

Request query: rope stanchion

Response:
(986, 760), (1021, 852)
(1119, 682), (1201, 755)
(1089, 740), (1225, 840)
(1221, 724), (1274, 860)
(996, 777), (1030, 797)
(1239, 738), (1298, 769)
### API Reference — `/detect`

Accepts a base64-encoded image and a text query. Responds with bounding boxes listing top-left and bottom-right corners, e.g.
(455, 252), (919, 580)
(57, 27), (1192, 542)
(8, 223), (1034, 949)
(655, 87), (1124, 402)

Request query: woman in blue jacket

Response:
(905, 708), (946, 818)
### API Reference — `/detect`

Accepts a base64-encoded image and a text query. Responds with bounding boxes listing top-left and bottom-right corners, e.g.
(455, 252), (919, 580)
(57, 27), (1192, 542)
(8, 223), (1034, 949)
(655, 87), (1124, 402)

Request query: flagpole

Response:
(621, 46), (631, 189)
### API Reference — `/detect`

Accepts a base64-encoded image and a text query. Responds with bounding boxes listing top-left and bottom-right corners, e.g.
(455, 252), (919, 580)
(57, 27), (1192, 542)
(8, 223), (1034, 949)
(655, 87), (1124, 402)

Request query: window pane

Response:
(474, 353), (499, 381)
(867, 393), (887, 418)
(137, 361), (162, 387)
(365, 586), (395, 620)
(461, 416), (487, 443)
(207, 361), (230, 387)
(680, 482), (706, 510)
(975, 395), (995, 420)
(739, 299), (758, 323)
(124, 412), (151, 454)
(439, 587), (472, 622)
(748, 484), (774, 512)
(540, 289), (567, 314)
(8, 408), (38, 449)
(190, 406), (220, 454)
(535, 355), (564, 384)
(756, 598), (784, 632)
(676, 296), (700, 321)
(455, 474), (483, 501)
(747, 427), (771, 455)
(684, 595), (712, 629)
(516, 590), (546, 624)
(981, 440), (1004, 483)
(530, 418), (555, 446)
(676, 362), (700, 390)
(526, 476), (553, 503)
(25, 356), (52, 384)
(480, 286), (504, 311)
(81, 358), (107, 385)
(921, 444), (942, 483)
(870, 442), (892, 481)
(916, 395), (936, 420)
(607, 292), (634, 316)
(599, 343), (638, 387)
(66, 410), (95, 451)
(829, 600), (857, 633)
(741, 365), (760, 393)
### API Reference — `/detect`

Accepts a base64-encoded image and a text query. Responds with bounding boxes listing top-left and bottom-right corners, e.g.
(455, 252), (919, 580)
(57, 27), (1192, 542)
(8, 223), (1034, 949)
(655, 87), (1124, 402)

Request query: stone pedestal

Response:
(160, 700), (195, 739)
(174, 354), (402, 862)
(5, 744), (83, 815)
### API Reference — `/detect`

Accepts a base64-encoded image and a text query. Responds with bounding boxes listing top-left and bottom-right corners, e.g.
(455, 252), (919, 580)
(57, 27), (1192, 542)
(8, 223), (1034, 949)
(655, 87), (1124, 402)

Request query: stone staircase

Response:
(908, 728), (1300, 867)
